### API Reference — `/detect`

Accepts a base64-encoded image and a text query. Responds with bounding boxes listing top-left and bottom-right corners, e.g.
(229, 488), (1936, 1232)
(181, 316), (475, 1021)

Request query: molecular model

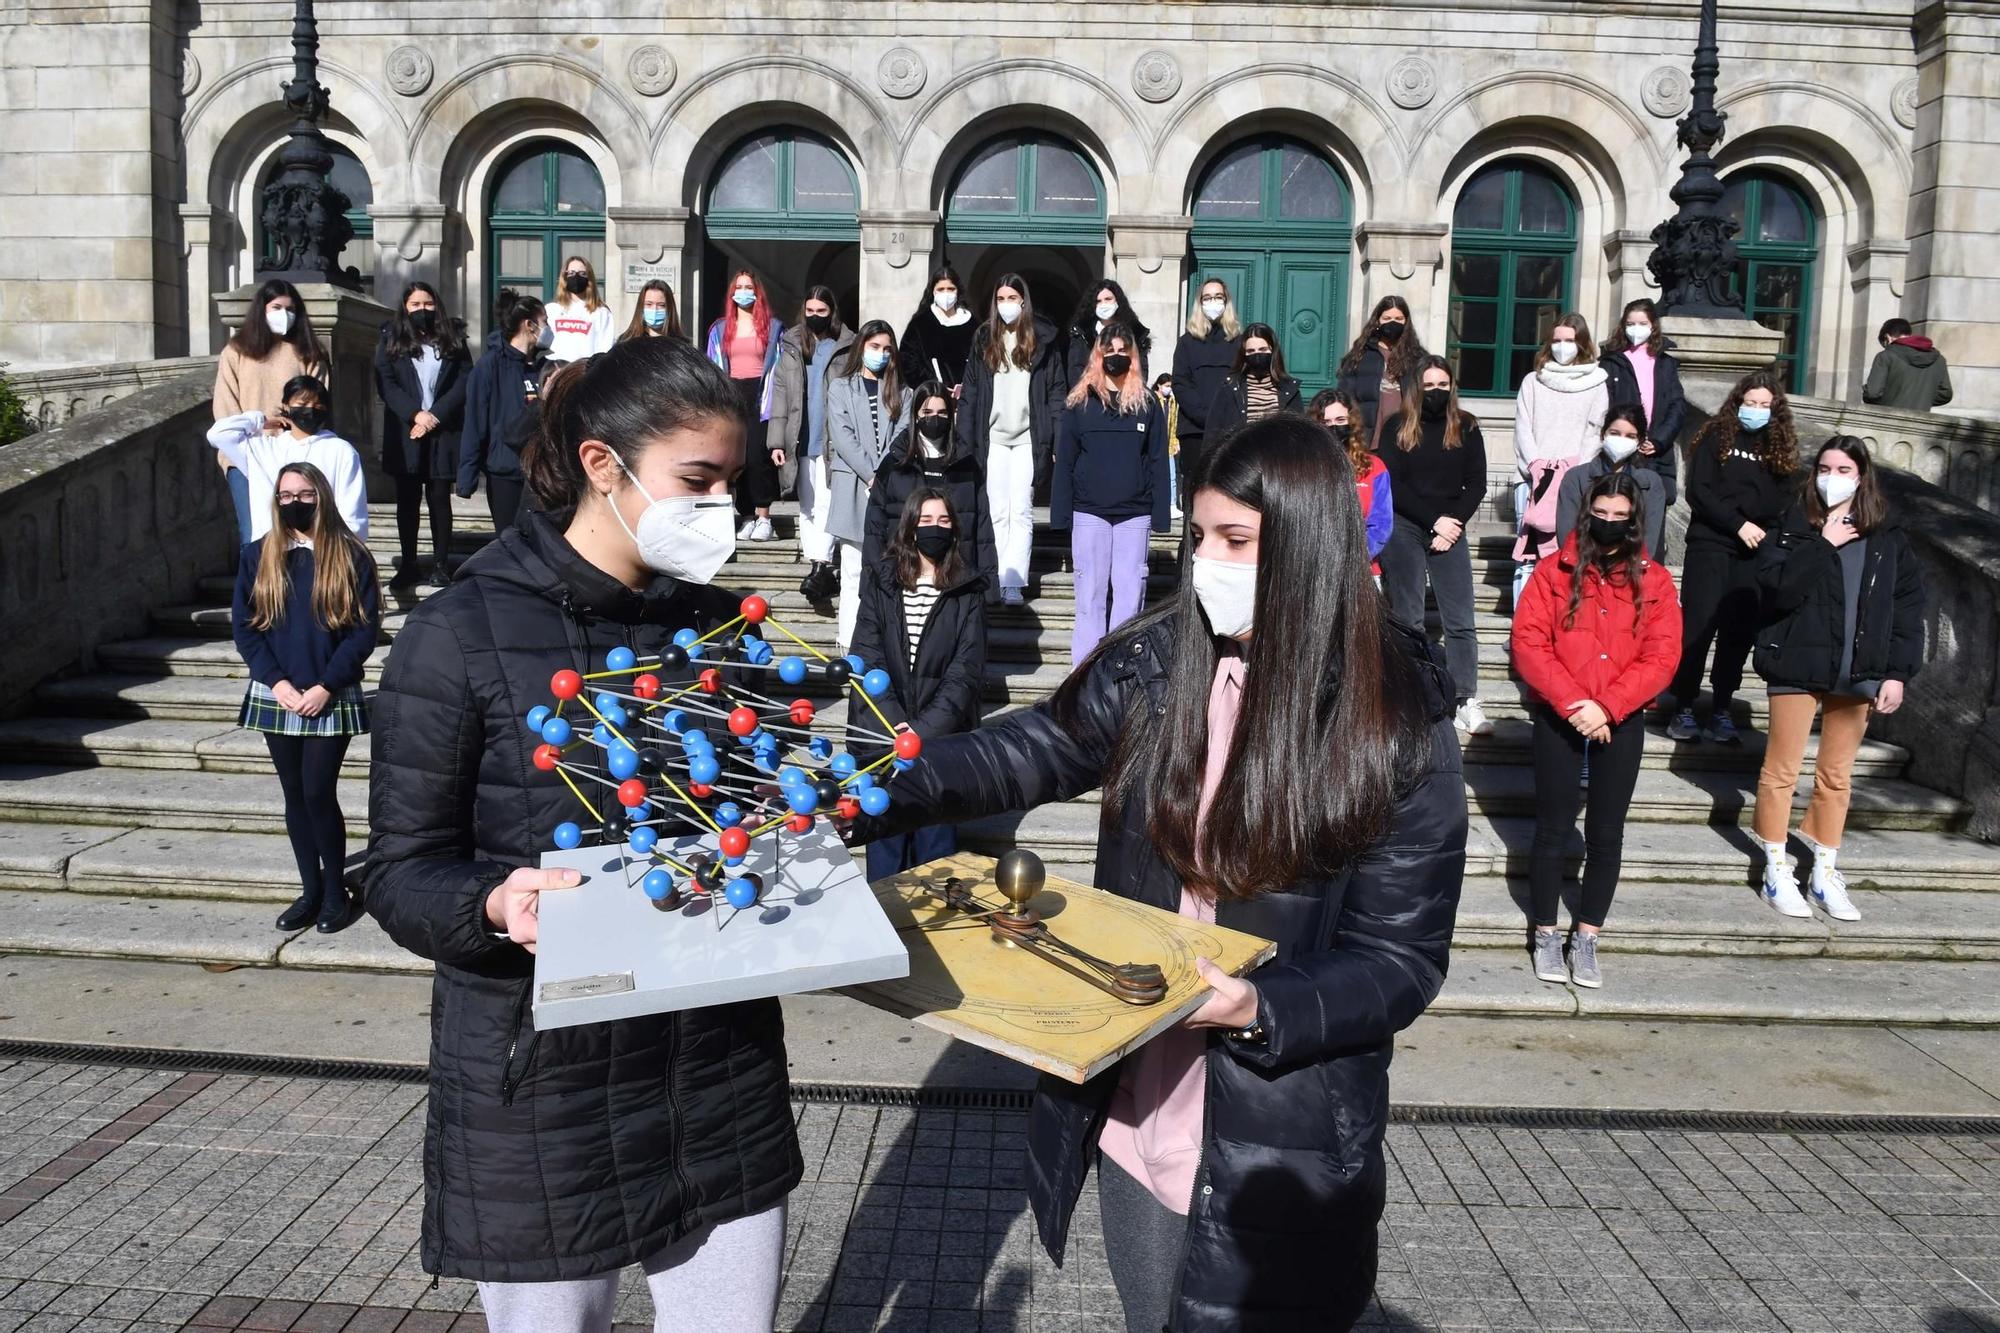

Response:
(524, 595), (921, 927)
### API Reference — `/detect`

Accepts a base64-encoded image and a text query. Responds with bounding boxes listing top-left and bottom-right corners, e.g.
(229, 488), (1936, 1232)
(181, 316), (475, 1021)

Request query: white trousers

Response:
(477, 1201), (785, 1333)
(836, 538), (862, 653)
(986, 441), (1036, 593)
(796, 450), (835, 565)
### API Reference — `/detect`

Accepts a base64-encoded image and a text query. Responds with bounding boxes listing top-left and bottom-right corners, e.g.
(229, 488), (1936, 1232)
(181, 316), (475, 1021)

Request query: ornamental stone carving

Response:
(180, 51), (200, 97)
(1385, 56), (1436, 110)
(1892, 76), (1919, 130)
(878, 47), (928, 99)
(384, 45), (434, 97)
(629, 45), (677, 97)
(1132, 50), (1182, 103)
(1641, 65), (1691, 118)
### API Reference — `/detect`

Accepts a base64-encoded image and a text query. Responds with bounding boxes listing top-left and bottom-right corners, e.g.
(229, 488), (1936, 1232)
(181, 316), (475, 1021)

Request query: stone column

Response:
(1108, 215), (1192, 363)
(179, 206), (227, 356)
(1354, 222), (1448, 338)
(1657, 315), (1786, 415)
(216, 282), (396, 498)
(607, 206), (693, 333)
(1846, 239), (1912, 402)
(368, 205), (450, 313)
(859, 211), (939, 329)
(1601, 231), (1658, 318)
(1905, 0), (2000, 403)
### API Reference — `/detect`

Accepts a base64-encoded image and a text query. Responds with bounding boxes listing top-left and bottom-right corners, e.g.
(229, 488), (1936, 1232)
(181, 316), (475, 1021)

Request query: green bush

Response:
(0, 363), (34, 447)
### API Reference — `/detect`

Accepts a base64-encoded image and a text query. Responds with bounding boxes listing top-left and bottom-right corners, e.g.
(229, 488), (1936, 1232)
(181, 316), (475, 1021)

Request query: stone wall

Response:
(7, 355), (214, 433)
(1792, 397), (2000, 514)
(0, 371), (230, 711)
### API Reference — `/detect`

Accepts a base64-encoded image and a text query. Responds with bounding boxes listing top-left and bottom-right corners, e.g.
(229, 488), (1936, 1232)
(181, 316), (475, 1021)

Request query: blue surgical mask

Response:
(1737, 405), (1772, 432)
(643, 308), (667, 329)
(732, 288), (756, 309)
(863, 347), (891, 374)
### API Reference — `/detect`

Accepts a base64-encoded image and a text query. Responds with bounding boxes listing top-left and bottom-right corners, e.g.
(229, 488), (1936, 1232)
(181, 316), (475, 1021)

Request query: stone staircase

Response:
(2, 494), (1996, 1027)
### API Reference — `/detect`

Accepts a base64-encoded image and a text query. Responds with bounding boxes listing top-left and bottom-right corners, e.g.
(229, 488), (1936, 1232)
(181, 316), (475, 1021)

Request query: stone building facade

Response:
(2, 0), (1997, 404)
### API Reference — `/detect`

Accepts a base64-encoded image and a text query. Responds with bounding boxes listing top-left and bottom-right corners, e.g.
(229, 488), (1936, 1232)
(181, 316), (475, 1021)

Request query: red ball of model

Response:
(532, 743), (562, 772)
(727, 706), (759, 736)
(616, 778), (648, 808)
(740, 595), (769, 625)
(719, 826), (751, 859)
(837, 796), (861, 821)
(894, 730), (923, 760)
(550, 669), (583, 700)
(789, 699), (815, 726)
(699, 667), (723, 694)
(689, 782), (713, 798)
(786, 813), (814, 834)
(631, 673), (661, 700)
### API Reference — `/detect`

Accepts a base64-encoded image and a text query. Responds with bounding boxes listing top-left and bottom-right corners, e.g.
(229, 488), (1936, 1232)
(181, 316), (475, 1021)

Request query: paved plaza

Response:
(0, 1058), (1996, 1332)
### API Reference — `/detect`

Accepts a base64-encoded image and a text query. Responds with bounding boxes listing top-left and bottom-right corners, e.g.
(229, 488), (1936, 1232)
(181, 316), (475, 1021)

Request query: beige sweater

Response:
(212, 341), (323, 421)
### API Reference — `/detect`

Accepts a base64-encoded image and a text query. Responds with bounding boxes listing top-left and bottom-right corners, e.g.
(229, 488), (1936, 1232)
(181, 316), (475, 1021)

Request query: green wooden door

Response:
(487, 143), (607, 312)
(1723, 171), (1817, 394)
(1446, 160), (1578, 397)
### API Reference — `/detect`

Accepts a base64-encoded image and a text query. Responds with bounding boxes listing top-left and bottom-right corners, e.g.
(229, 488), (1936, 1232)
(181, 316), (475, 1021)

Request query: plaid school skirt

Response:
(239, 681), (370, 737)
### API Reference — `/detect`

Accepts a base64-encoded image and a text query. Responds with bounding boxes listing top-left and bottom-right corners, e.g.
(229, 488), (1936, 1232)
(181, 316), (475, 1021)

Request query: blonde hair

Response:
(556, 255), (603, 313)
(1185, 278), (1242, 340)
(1065, 323), (1151, 415)
(249, 463), (375, 632)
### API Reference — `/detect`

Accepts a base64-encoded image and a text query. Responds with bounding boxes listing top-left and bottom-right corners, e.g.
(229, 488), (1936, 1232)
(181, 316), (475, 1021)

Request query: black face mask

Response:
(1420, 388), (1450, 418)
(564, 272), (589, 295)
(1588, 516), (1634, 552)
(1244, 352), (1274, 376)
(915, 414), (951, 443)
(1377, 320), (1407, 344)
(285, 406), (328, 434)
(804, 314), (833, 337)
(409, 308), (437, 337)
(913, 526), (954, 562)
(1102, 353), (1132, 378)
(278, 500), (317, 533)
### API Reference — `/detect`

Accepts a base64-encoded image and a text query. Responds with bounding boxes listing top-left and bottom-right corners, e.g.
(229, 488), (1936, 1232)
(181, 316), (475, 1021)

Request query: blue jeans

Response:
(865, 822), (958, 883)
(226, 465), (253, 544)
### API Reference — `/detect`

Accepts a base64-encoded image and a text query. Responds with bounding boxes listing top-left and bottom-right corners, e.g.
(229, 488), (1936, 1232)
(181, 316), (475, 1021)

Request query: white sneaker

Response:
(748, 517), (775, 542)
(737, 518), (759, 540)
(1809, 861), (1861, 922)
(1761, 856), (1812, 918)
(1001, 587), (1026, 607)
(1454, 699), (1494, 736)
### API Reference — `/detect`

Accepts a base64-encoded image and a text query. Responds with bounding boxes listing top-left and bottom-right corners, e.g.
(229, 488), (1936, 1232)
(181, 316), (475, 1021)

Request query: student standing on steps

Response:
(1511, 313), (1609, 607)
(1309, 388), (1393, 568)
(768, 285), (854, 597)
(615, 278), (683, 344)
(1554, 403), (1667, 560)
(1599, 298), (1687, 503)
(1376, 356), (1492, 737)
(956, 274), (1066, 607)
(898, 263), (979, 396)
(459, 295), (548, 535)
(851, 417), (1466, 1333)
(825, 320), (913, 653)
(703, 268), (787, 542)
(375, 282), (472, 588)
(1169, 277), (1242, 503)
(1064, 279), (1153, 387)
(233, 461), (379, 936)
(1336, 295), (1427, 447)
(1203, 323), (1303, 437)
(848, 488), (988, 882)
(1510, 471), (1681, 989)
(207, 375), (370, 542)
(213, 279), (325, 551)
(863, 381), (996, 586)
(366, 340), (800, 1333)
(1862, 318), (1954, 413)
(1750, 437), (1926, 922)
(542, 256), (616, 364)
(1053, 324), (1173, 662)
(1667, 369), (1799, 747)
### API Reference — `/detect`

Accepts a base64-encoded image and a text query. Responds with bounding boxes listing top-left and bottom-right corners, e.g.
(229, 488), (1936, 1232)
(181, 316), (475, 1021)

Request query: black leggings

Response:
(396, 476), (454, 570)
(1529, 704), (1645, 929)
(486, 475), (525, 535)
(1671, 541), (1760, 712)
(265, 733), (351, 906)
(732, 376), (778, 516)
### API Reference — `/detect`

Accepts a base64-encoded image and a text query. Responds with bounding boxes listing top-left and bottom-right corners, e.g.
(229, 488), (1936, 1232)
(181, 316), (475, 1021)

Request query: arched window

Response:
(488, 142), (607, 307)
(706, 131), (859, 241)
(1446, 160), (1578, 396)
(257, 142), (375, 290)
(1189, 136), (1353, 393)
(944, 135), (1104, 246)
(1723, 171), (1817, 394)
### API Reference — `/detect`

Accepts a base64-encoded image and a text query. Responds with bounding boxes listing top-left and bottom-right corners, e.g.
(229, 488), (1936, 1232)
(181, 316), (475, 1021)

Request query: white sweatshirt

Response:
(542, 298), (616, 363)
(206, 411), (370, 542)
(1512, 361), (1609, 480)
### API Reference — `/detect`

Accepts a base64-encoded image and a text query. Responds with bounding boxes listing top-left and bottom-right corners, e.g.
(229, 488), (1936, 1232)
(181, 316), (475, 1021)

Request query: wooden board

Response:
(845, 853), (1276, 1084)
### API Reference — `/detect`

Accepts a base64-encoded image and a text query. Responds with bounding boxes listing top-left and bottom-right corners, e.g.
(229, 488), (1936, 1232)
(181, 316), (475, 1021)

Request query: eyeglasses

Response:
(275, 491), (317, 503)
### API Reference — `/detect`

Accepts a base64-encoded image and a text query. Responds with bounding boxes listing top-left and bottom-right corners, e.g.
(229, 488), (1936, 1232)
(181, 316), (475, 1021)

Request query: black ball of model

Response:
(822, 658), (852, 686)
(657, 644), (689, 672)
(693, 859), (727, 895)
(813, 777), (843, 808)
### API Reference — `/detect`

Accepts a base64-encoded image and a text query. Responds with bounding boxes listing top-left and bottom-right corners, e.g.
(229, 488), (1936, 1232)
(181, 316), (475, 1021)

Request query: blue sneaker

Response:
(1703, 713), (1741, 745)
(1666, 708), (1700, 742)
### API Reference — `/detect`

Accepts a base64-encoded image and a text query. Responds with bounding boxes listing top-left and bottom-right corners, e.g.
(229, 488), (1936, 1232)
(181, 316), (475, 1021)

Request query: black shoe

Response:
(316, 889), (353, 934)
(388, 566), (420, 591)
(276, 894), (317, 931)
(430, 556), (454, 586)
(799, 561), (837, 601)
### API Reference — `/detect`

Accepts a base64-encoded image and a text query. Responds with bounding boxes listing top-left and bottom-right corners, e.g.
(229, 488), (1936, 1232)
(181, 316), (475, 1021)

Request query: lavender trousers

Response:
(1072, 513), (1152, 664)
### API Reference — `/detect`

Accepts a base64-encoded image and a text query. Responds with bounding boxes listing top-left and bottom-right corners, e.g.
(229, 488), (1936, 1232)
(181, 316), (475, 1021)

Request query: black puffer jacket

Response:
(847, 557), (988, 753)
(1600, 343), (1686, 503)
(1754, 506), (1925, 692)
(364, 507), (802, 1282)
(956, 316), (1067, 473)
(1170, 327), (1241, 454)
(861, 613), (1466, 1330)
(862, 430), (998, 584)
(1204, 373), (1304, 440)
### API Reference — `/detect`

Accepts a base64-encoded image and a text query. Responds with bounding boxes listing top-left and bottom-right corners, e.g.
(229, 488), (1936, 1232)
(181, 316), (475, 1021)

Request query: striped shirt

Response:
(901, 577), (940, 670)
(1245, 376), (1278, 421)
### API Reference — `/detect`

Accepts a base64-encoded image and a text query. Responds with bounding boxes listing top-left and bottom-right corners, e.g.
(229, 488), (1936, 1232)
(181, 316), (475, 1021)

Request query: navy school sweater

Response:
(232, 539), (383, 692)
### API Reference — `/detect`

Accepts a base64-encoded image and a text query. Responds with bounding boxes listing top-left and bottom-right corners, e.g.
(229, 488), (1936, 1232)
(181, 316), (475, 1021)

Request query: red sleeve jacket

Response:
(1510, 537), (1682, 723)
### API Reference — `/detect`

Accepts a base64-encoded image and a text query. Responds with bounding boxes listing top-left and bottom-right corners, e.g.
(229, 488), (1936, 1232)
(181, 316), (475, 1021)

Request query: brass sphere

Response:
(994, 848), (1046, 913)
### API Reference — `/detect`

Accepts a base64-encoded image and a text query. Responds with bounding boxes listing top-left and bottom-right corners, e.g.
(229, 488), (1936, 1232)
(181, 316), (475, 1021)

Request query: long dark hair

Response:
(522, 338), (742, 512)
(891, 485), (966, 590)
(1604, 401), (1648, 442)
(1337, 295), (1424, 382)
(1566, 470), (1648, 631)
(384, 281), (468, 361)
(980, 273), (1038, 371)
(1395, 354), (1470, 452)
(1231, 323), (1288, 382)
(1803, 435), (1888, 535)
(911, 263), (972, 323)
(897, 381), (954, 466)
(230, 278), (325, 366)
(1695, 368), (1798, 476)
(1057, 416), (1435, 901)
(797, 284), (843, 359)
(1600, 297), (1667, 357)
(618, 279), (683, 343)
(841, 320), (906, 426)
(1068, 278), (1151, 355)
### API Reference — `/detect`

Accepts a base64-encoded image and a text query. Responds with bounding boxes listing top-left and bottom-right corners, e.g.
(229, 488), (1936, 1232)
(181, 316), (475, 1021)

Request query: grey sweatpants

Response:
(477, 1201), (786, 1333)
(1097, 1156), (1187, 1333)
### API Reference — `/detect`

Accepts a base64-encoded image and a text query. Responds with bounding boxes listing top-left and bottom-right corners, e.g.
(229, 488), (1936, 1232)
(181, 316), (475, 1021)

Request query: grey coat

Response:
(1555, 456), (1668, 560)
(767, 323), (855, 487)
(824, 373), (913, 545)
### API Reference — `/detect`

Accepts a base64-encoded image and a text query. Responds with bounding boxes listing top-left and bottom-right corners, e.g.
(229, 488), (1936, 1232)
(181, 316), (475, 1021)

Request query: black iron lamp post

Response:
(257, 0), (359, 288)
(1646, 0), (1744, 318)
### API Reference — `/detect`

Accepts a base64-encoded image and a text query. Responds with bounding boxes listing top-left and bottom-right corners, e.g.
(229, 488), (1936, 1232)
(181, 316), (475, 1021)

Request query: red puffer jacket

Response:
(1511, 536), (1682, 722)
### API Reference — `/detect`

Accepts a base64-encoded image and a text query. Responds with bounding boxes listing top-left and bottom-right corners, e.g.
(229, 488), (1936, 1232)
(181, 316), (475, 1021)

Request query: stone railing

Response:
(0, 371), (232, 711)
(6, 356), (215, 434)
(1792, 399), (2000, 514)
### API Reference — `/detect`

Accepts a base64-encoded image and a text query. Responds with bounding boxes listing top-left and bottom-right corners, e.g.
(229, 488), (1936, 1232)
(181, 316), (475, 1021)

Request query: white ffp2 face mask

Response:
(1094, 300), (1118, 323)
(1201, 298), (1226, 321)
(1191, 555), (1258, 640)
(1817, 473), (1860, 508)
(1602, 433), (1641, 464)
(996, 301), (1022, 326)
(1549, 341), (1578, 365)
(609, 463), (737, 584)
(1624, 323), (1651, 346)
(266, 307), (295, 337)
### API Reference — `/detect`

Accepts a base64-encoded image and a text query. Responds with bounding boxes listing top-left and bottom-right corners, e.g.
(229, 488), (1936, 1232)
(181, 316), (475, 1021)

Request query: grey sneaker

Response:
(1569, 932), (1602, 988)
(1703, 713), (1741, 745)
(1531, 931), (1568, 984)
(1666, 708), (1700, 742)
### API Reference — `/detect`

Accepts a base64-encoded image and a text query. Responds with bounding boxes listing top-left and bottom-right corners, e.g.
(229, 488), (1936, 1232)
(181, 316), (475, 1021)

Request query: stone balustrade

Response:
(1792, 399), (2000, 514)
(5, 357), (215, 435)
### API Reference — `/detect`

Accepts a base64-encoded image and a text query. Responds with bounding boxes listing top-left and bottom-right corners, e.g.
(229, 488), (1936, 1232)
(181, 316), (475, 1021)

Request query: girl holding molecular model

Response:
(366, 337), (799, 1333)
(854, 415), (1468, 1333)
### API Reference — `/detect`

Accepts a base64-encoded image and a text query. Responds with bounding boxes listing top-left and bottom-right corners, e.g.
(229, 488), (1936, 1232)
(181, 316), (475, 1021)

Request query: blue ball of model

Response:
(641, 868), (673, 901)
(777, 656), (807, 686)
(715, 801), (744, 828)
(687, 754), (721, 786)
(786, 785), (819, 815)
(553, 821), (582, 850)
(605, 646), (637, 672)
(724, 876), (759, 910)
(673, 628), (699, 649)
(861, 668), (891, 698)
(628, 826), (658, 855)
(607, 743), (641, 780)
(859, 786), (891, 817)
(526, 705), (552, 734)
(540, 717), (573, 747)
(830, 753), (857, 778)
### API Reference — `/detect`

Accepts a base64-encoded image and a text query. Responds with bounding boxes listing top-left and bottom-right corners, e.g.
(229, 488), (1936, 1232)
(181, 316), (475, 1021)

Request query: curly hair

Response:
(1693, 367), (1798, 476)
(1307, 387), (1373, 477)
